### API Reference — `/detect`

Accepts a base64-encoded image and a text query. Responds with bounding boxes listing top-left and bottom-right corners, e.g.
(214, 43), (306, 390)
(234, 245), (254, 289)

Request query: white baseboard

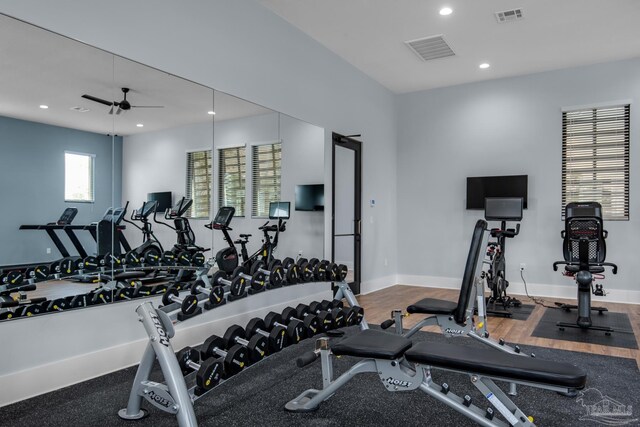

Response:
(0, 283), (331, 407)
(395, 274), (640, 305)
(360, 274), (398, 295)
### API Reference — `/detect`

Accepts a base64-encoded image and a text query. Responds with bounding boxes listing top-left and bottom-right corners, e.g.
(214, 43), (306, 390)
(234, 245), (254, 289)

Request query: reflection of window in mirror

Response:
(185, 149), (212, 218)
(64, 151), (95, 203)
(252, 142), (282, 217)
(218, 146), (246, 216)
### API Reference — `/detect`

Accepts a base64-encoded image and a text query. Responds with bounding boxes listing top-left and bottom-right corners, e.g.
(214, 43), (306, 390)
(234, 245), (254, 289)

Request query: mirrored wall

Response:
(0, 14), (325, 322)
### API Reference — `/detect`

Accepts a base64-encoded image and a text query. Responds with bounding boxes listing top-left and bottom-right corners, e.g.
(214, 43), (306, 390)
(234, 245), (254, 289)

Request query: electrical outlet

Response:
(520, 263), (526, 271)
(46, 248), (51, 254)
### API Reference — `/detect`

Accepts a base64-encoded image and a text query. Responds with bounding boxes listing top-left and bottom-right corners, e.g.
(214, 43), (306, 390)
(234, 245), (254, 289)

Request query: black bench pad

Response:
(332, 329), (412, 360)
(406, 342), (587, 389)
(407, 298), (457, 315)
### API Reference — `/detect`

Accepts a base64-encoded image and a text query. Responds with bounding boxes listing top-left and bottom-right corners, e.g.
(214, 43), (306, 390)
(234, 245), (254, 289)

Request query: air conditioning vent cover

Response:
(405, 35), (455, 61)
(495, 8), (524, 23)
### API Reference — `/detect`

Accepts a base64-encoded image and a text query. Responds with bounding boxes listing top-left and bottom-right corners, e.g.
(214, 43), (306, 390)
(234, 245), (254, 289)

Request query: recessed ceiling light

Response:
(136, 123), (144, 127)
(439, 7), (453, 16)
(479, 63), (491, 69)
(39, 105), (49, 109)
(208, 111), (216, 115)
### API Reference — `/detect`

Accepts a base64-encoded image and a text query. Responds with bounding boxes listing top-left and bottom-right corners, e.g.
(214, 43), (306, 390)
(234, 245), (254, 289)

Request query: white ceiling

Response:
(0, 14), (272, 136)
(259, 0), (640, 93)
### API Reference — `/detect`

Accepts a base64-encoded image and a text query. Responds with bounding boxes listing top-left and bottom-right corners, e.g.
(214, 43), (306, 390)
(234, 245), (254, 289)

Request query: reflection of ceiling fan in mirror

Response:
(81, 87), (164, 115)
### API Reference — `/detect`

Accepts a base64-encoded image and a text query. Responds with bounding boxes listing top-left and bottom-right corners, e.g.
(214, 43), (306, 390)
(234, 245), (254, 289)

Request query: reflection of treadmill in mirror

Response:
(19, 208), (80, 258)
(93, 203), (131, 256)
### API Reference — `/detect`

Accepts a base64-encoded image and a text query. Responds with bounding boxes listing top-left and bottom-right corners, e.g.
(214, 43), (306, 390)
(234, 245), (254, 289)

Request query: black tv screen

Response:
(466, 175), (528, 210)
(295, 184), (324, 211)
(147, 192), (172, 212)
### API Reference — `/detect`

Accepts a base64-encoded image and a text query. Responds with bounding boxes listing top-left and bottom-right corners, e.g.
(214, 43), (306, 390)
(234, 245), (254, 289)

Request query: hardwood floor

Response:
(357, 285), (640, 369)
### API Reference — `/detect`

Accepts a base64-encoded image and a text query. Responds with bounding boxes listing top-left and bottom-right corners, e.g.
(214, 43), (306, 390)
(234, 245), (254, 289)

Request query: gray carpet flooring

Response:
(1, 327), (638, 426)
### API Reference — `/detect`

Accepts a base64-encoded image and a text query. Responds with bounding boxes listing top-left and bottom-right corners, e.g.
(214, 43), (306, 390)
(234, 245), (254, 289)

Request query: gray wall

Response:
(0, 0), (399, 291)
(122, 113), (325, 261)
(0, 115), (122, 265)
(396, 58), (640, 299)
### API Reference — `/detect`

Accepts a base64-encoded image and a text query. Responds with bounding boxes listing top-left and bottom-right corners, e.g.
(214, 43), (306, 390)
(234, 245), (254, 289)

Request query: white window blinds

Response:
(562, 104), (630, 220)
(251, 142), (282, 217)
(218, 146), (246, 216)
(186, 150), (212, 218)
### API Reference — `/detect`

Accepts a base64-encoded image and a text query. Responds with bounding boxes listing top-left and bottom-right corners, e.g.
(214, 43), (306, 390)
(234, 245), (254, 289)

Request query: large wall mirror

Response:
(0, 14), (325, 323)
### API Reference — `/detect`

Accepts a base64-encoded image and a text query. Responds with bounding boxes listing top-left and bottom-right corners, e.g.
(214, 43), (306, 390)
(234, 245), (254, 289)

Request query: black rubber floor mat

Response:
(483, 303), (535, 321)
(532, 308), (638, 349)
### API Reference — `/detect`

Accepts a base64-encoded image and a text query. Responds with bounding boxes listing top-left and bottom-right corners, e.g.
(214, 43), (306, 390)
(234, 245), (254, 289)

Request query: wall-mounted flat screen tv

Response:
(466, 175), (528, 210)
(147, 191), (172, 212)
(295, 184), (324, 211)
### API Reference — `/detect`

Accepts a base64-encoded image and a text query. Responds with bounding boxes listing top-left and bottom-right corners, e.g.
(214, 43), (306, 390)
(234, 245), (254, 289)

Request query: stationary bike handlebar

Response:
(553, 260), (618, 274)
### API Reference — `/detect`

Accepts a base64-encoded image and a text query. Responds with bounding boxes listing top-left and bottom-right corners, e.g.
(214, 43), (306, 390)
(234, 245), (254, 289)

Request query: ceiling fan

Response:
(81, 87), (164, 115)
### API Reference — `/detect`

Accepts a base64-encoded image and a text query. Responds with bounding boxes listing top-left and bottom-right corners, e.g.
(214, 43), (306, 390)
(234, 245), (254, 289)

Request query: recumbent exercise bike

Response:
(553, 202), (618, 334)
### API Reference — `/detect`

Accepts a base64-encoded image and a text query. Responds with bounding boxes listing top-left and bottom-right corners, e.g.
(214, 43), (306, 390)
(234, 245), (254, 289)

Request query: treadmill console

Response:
(57, 207), (78, 225)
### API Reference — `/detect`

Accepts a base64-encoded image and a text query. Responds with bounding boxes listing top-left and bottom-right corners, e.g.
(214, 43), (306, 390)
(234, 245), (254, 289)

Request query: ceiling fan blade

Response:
(115, 106), (123, 115)
(108, 106), (114, 115)
(131, 105), (165, 108)
(81, 94), (114, 107)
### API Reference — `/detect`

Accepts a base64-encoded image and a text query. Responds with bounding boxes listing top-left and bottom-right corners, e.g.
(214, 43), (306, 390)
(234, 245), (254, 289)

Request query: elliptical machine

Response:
(483, 197), (522, 317)
(234, 201), (289, 270)
(154, 197), (208, 256)
(553, 202), (618, 334)
(122, 201), (164, 265)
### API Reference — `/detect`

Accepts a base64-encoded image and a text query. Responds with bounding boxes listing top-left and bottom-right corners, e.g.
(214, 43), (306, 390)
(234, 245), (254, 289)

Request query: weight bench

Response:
(382, 220), (525, 358)
(287, 329), (587, 427)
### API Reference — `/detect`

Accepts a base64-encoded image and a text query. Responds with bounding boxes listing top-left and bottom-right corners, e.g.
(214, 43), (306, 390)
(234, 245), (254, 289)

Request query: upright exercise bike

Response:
(553, 202), (618, 334)
(483, 197), (522, 317)
(206, 206), (239, 274)
(234, 201), (289, 271)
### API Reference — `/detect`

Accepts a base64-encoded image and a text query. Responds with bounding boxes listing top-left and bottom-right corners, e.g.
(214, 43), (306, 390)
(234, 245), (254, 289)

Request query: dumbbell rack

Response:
(118, 280), (366, 427)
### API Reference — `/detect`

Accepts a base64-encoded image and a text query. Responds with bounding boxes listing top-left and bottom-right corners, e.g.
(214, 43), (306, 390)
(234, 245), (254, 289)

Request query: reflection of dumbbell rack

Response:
(118, 279), (367, 425)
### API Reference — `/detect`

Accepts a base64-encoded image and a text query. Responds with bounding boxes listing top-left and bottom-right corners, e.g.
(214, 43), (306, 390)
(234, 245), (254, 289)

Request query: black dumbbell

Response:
(309, 300), (346, 329)
(211, 271), (246, 299)
(223, 325), (269, 364)
(161, 250), (177, 266)
(13, 303), (43, 317)
(245, 317), (288, 353)
(1, 271), (24, 286)
(308, 259), (332, 282)
(282, 306), (321, 336)
(162, 284), (202, 319)
(264, 311), (306, 344)
(190, 280), (226, 309)
(250, 260), (285, 288)
(326, 263), (349, 282)
(232, 266), (267, 294)
(90, 288), (114, 305)
(24, 265), (50, 282)
(42, 297), (70, 312)
(201, 336), (248, 378)
(281, 257), (300, 285)
(323, 299), (363, 325)
(295, 258), (314, 282)
(176, 346), (223, 395)
(294, 303), (336, 333)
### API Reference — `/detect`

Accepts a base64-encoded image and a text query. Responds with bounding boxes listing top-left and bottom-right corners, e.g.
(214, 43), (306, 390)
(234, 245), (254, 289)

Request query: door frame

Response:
(331, 132), (362, 295)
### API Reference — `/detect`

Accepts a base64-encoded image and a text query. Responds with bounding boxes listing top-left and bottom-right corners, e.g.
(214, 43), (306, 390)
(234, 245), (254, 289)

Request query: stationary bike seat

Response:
(239, 234), (252, 238)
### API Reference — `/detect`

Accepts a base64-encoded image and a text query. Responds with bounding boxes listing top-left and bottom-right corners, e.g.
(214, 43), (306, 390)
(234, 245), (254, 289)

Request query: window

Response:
(218, 146), (246, 216)
(65, 152), (95, 202)
(562, 104), (630, 220)
(252, 142), (282, 217)
(186, 150), (212, 218)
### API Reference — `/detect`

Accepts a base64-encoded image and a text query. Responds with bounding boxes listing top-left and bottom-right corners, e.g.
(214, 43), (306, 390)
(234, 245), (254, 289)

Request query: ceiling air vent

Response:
(495, 8), (524, 23)
(405, 35), (455, 62)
